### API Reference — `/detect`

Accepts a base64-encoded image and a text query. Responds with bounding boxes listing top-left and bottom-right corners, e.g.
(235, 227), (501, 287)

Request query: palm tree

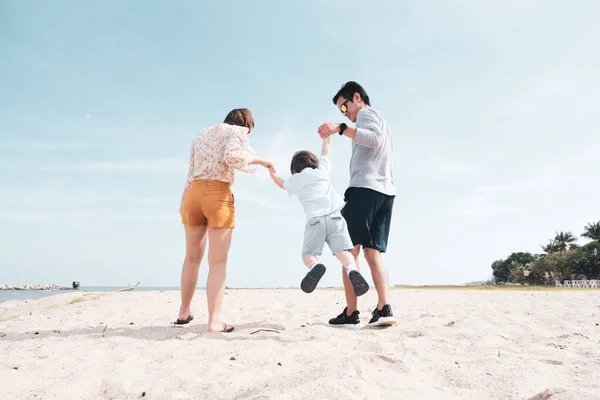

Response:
(508, 261), (526, 283)
(541, 240), (558, 254)
(582, 221), (600, 243)
(553, 231), (578, 252)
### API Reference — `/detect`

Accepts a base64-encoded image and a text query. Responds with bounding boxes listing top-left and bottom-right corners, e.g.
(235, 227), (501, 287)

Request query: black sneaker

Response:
(300, 263), (326, 293)
(368, 304), (397, 327)
(328, 307), (363, 329)
(348, 269), (369, 296)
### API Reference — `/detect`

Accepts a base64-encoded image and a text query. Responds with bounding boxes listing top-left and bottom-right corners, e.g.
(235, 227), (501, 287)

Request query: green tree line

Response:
(491, 221), (600, 285)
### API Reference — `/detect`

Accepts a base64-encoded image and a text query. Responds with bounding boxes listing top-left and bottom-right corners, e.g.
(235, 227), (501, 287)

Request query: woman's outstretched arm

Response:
(223, 130), (275, 174)
(248, 156), (276, 173)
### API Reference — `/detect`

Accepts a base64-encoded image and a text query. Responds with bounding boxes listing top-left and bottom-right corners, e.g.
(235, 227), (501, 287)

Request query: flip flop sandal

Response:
(174, 314), (194, 325)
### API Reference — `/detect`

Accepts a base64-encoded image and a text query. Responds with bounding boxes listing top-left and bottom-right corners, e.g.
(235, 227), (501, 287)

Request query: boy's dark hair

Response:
(223, 108), (255, 132)
(332, 81), (371, 106)
(290, 150), (319, 174)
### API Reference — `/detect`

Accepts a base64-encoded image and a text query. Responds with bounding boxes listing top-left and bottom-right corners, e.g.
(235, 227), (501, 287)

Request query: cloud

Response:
(0, 211), (172, 224)
(474, 179), (555, 193)
(231, 122), (316, 211)
(0, 185), (178, 226)
(0, 187), (177, 208)
(482, 140), (599, 193)
(233, 190), (290, 211)
(0, 141), (87, 150)
(257, 128), (305, 174)
(418, 153), (483, 179)
(460, 139), (599, 220)
(454, 196), (505, 217)
(42, 158), (187, 172)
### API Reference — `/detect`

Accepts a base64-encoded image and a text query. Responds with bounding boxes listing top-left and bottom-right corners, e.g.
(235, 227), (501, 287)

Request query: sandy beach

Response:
(1, 288), (599, 400)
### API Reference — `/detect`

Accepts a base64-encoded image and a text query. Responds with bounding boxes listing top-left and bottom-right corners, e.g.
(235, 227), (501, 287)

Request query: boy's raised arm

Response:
(321, 136), (330, 157)
(269, 169), (285, 189)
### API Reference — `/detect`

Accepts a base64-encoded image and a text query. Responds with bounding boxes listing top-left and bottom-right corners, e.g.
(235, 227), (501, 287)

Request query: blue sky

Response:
(1, 1), (599, 287)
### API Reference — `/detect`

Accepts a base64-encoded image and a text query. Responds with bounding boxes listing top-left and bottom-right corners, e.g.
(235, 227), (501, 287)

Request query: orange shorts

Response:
(180, 180), (235, 228)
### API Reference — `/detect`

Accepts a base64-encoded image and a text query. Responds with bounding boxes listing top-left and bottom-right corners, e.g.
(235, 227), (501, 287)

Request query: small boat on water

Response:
(112, 282), (140, 292)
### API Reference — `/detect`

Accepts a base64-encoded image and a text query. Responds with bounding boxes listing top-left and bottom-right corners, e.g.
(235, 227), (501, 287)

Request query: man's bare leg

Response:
(341, 245), (361, 315)
(363, 247), (396, 327)
(363, 247), (390, 309)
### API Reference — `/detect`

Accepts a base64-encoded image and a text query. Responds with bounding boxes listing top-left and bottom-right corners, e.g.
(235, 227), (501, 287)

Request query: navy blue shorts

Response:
(340, 187), (395, 253)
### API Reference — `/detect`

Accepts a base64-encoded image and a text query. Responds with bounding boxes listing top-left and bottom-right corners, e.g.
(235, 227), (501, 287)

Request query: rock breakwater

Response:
(0, 284), (76, 291)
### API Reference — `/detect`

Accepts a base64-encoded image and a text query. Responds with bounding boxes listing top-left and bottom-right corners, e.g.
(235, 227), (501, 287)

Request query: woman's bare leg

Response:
(206, 227), (233, 332)
(178, 224), (209, 320)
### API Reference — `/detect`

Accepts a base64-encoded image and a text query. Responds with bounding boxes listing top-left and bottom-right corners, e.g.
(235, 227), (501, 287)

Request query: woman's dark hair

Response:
(290, 150), (319, 174)
(223, 108), (255, 132)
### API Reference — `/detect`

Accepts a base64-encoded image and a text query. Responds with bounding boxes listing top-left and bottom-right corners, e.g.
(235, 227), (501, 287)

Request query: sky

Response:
(1, 1), (599, 288)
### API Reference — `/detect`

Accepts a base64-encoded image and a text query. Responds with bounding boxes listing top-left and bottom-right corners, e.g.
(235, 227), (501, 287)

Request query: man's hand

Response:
(318, 122), (340, 139)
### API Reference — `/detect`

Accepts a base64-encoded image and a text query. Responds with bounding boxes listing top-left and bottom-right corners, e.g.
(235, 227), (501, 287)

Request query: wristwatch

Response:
(339, 123), (347, 136)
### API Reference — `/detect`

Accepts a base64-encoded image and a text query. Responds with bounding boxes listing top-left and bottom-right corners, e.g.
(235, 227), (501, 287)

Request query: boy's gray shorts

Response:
(302, 210), (354, 256)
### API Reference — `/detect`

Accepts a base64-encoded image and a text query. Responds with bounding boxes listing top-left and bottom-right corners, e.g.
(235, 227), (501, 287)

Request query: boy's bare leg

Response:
(302, 254), (319, 268)
(300, 254), (326, 293)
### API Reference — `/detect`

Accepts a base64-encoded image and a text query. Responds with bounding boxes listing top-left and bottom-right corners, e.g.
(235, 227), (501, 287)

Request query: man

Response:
(317, 81), (396, 328)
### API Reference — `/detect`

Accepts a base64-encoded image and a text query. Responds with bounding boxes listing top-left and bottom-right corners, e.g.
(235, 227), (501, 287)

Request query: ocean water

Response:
(0, 286), (181, 303)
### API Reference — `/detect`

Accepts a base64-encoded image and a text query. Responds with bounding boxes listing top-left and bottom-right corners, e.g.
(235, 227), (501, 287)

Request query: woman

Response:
(176, 108), (274, 332)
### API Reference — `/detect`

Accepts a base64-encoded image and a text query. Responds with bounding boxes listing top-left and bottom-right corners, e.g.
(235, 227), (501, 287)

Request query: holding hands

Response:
(268, 162), (285, 189)
(260, 159), (276, 174)
(250, 157), (276, 174)
(317, 122), (340, 139)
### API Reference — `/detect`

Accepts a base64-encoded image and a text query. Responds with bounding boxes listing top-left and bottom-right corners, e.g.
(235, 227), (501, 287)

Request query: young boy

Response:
(268, 137), (369, 297)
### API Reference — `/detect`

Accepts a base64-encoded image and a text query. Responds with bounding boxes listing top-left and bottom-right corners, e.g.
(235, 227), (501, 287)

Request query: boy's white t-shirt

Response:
(283, 156), (345, 220)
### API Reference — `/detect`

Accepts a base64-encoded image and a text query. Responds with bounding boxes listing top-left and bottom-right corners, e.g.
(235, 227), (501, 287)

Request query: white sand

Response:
(1, 289), (599, 400)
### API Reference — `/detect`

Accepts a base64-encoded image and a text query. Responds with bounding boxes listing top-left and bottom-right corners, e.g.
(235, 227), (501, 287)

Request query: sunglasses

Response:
(339, 99), (351, 114)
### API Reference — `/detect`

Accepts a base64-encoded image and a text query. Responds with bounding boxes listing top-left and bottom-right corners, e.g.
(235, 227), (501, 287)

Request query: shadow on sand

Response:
(0, 320), (322, 343)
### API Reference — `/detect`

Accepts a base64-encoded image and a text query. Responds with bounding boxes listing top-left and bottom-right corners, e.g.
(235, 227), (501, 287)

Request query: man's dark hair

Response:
(290, 150), (319, 174)
(223, 108), (255, 132)
(332, 81), (371, 106)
